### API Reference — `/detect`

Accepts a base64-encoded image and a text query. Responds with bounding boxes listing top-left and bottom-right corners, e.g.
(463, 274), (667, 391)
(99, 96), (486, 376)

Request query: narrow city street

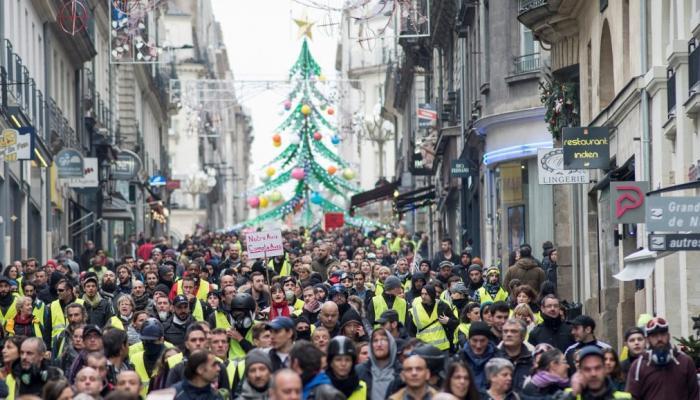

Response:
(0, 1), (697, 399)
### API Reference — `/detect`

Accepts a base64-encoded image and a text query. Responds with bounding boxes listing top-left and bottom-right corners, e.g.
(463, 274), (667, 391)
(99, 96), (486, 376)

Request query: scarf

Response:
(83, 292), (104, 307)
(484, 282), (501, 298)
(327, 368), (360, 398)
(270, 300), (290, 319)
(133, 293), (150, 311)
(531, 371), (569, 388)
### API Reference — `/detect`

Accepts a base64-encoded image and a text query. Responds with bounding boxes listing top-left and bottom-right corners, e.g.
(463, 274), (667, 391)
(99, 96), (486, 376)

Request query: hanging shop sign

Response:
(450, 159), (471, 178)
(324, 212), (345, 231)
(648, 233), (700, 251)
(55, 148), (85, 178)
(610, 181), (649, 224)
(148, 175), (166, 187)
(0, 127), (34, 161)
(417, 103), (437, 129)
(646, 196), (700, 232)
(66, 157), (99, 188)
(562, 127), (610, 169)
(112, 150), (142, 181)
(166, 179), (181, 190)
(246, 229), (284, 259)
(537, 148), (589, 185)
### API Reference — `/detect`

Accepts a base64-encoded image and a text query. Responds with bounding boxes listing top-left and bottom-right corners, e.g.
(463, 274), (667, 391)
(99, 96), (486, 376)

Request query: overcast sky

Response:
(211, 0), (341, 183)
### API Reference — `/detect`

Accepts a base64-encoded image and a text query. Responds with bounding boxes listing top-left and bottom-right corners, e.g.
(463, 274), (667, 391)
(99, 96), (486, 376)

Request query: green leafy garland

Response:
(540, 78), (580, 141)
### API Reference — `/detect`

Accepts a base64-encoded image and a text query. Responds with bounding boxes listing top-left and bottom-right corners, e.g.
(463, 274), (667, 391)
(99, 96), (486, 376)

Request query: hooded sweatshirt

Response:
(503, 257), (545, 295)
(460, 341), (497, 391)
(405, 271), (426, 304)
(356, 329), (399, 400)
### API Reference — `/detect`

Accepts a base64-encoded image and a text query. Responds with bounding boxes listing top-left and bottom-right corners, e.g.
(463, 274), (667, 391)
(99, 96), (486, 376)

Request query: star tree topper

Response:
(294, 12), (316, 40)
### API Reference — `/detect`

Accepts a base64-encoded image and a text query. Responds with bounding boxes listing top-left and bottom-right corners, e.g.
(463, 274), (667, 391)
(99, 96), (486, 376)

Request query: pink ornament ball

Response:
(247, 196), (260, 208)
(313, 132), (322, 141)
(291, 167), (306, 180)
(283, 100), (292, 110)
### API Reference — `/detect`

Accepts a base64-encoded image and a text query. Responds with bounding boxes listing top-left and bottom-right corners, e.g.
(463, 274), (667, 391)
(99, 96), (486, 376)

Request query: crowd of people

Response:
(0, 227), (696, 400)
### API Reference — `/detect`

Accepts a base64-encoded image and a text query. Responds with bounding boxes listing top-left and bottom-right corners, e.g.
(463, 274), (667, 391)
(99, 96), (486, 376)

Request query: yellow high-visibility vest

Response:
(7, 373), (16, 400)
(564, 388), (631, 399)
(49, 299), (85, 341)
(268, 258), (291, 277)
(5, 317), (42, 338)
(0, 297), (18, 326)
(214, 310), (254, 360)
(410, 297), (450, 351)
(454, 322), (470, 345)
(476, 286), (508, 304)
(128, 340), (175, 360)
(176, 280), (210, 301)
(348, 380), (367, 400)
(32, 301), (45, 327)
(132, 351), (159, 398)
(371, 295), (406, 328)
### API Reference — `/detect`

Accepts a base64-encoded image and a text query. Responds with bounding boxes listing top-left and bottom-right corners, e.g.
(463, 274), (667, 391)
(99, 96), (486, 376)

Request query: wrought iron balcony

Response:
(519, 0), (548, 14)
(513, 53), (541, 74)
(689, 39), (700, 93)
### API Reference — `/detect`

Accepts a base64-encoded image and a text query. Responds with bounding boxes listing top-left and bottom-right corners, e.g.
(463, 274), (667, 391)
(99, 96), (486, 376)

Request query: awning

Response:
(394, 185), (436, 215)
(614, 248), (670, 281)
(350, 181), (399, 210)
(102, 195), (134, 221)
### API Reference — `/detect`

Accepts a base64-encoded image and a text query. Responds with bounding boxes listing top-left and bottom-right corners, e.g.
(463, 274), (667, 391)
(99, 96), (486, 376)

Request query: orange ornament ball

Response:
(326, 107), (335, 115)
(272, 133), (281, 142)
(327, 166), (337, 175)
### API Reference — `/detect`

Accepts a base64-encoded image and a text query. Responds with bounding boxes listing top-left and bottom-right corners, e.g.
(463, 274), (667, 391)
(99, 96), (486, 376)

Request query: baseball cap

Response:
(83, 325), (103, 338)
(173, 295), (189, 306)
(266, 316), (295, 331)
(376, 310), (399, 325)
(577, 346), (604, 363)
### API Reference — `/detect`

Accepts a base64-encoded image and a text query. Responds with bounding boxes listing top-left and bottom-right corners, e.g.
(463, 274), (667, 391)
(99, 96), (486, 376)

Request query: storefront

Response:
(475, 108), (554, 268)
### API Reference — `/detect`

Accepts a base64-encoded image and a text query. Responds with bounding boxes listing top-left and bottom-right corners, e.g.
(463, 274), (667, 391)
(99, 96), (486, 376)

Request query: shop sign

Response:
(648, 233), (700, 251)
(166, 179), (181, 190)
(537, 148), (589, 185)
(0, 127), (34, 161)
(324, 212), (345, 231)
(148, 175), (166, 187)
(246, 229), (284, 259)
(646, 196), (700, 232)
(112, 150), (142, 181)
(66, 158), (99, 188)
(417, 103), (437, 129)
(501, 163), (523, 203)
(562, 127), (610, 169)
(450, 159), (470, 177)
(55, 148), (84, 178)
(610, 181), (649, 224)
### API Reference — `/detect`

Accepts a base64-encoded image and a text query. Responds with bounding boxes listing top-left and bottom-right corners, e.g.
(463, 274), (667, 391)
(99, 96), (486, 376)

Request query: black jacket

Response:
(163, 315), (194, 350)
(83, 297), (114, 327)
(529, 316), (575, 353)
(521, 380), (568, 399)
(495, 345), (534, 392)
(173, 379), (223, 400)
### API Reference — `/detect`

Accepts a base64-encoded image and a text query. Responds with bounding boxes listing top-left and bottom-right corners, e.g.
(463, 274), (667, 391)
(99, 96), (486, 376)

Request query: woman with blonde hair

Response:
(6, 296), (42, 337)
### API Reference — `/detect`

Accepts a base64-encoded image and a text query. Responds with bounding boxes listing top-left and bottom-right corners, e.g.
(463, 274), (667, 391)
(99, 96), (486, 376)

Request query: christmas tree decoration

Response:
(273, 140), (282, 148)
(266, 166), (276, 177)
(272, 133), (282, 142)
(331, 135), (341, 145)
(318, 74), (326, 82)
(242, 35), (364, 228)
(342, 168), (356, 180)
(247, 196), (260, 208)
(291, 167), (306, 180)
(260, 173), (271, 183)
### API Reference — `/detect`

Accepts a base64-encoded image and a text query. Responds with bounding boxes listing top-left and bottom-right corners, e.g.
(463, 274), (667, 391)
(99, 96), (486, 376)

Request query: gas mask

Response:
(233, 310), (253, 331)
(285, 291), (295, 302)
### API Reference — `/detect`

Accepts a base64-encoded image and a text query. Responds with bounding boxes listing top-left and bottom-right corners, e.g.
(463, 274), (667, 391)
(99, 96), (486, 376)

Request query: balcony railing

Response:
(667, 68), (676, 116)
(2, 39), (46, 137)
(513, 53), (541, 74)
(519, 0), (548, 14)
(690, 39), (700, 92)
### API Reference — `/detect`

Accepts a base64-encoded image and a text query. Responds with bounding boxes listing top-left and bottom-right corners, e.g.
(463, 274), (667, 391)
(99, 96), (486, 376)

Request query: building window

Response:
(515, 24), (540, 74)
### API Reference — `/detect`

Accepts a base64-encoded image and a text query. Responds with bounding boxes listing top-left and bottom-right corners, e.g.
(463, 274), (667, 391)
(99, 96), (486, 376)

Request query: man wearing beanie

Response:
(456, 321), (496, 391)
(367, 275), (408, 329)
(465, 264), (484, 300)
(235, 349), (272, 399)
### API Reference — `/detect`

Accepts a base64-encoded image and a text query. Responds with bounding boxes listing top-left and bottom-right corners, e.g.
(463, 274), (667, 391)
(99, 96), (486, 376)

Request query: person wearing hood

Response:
(503, 244), (545, 296)
(34, 268), (53, 304)
(328, 283), (352, 319)
(367, 276), (408, 329)
(453, 251), (472, 282)
(529, 295), (575, 353)
(475, 267), (508, 305)
(404, 271), (426, 305)
(81, 274), (114, 327)
(457, 321), (497, 391)
(235, 349), (272, 400)
(326, 336), (366, 400)
(406, 284), (457, 352)
(339, 308), (369, 343)
(289, 340), (343, 400)
(355, 328), (401, 400)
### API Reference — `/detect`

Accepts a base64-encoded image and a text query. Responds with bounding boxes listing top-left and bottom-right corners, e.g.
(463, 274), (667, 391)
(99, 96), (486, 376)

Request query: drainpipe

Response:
(640, 0), (650, 182)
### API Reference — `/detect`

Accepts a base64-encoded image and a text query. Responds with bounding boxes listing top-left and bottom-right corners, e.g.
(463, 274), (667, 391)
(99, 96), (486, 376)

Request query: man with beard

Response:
(47, 279), (85, 349)
(310, 243), (339, 281)
(529, 295), (575, 353)
(153, 293), (172, 323)
(289, 340), (343, 399)
(326, 336), (366, 399)
(116, 265), (134, 296)
(406, 284), (457, 352)
(626, 317), (699, 399)
(349, 271), (370, 301)
(82, 273), (114, 327)
(431, 238), (460, 272)
(315, 301), (341, 337)
(465, 264), (484, 300)
(100, 270), (119, 303)
(171, 262), (211, 302)
(368, 276), (407, 329)
(131, 318), (167, 398)
(568, 347), (631, 399)
(246, 272), (270, 311)
(475, 267), (508, 305)
(6, 337), (62, 397)
(0, 277), (17, 326)
(163, 295), (195, 349)
(235, 349), (273, 399)
(53, 303), (87, 359)
(34, 268), (52, 304)
(457, 321), (497, 391)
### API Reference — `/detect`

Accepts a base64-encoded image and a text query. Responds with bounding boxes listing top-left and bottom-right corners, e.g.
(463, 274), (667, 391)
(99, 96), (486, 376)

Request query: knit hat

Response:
(485, 266), (500, 276)
(439, 261), (454, 270)
(450, 282), (469, 295)
(340, 308), (363, 330)
(384, 276), (402, 292)
(468, 321), (492, 339)
(245, 349), (272, 375)
(467, 264), (483, 274)
(154, 284), (170, 296)
(624, 326), (645, 341)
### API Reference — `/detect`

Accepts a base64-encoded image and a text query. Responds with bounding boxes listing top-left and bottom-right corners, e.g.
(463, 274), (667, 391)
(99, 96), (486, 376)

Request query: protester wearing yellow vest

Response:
(0, 277), (18, 327)
(368, 276), (407, 328)
(131, 318), (169, 398)
(213, 293), (256, 360)
(476, 267), (509, 304)
(5, 296), (42, 338)
(268, 255), (291, 277)
(326, 336), (367, 400)
(47, 280), (85, 350)
(407, 285), (456, 352)
(210, 328), (245, 392)
(175, 273), (210, 302)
